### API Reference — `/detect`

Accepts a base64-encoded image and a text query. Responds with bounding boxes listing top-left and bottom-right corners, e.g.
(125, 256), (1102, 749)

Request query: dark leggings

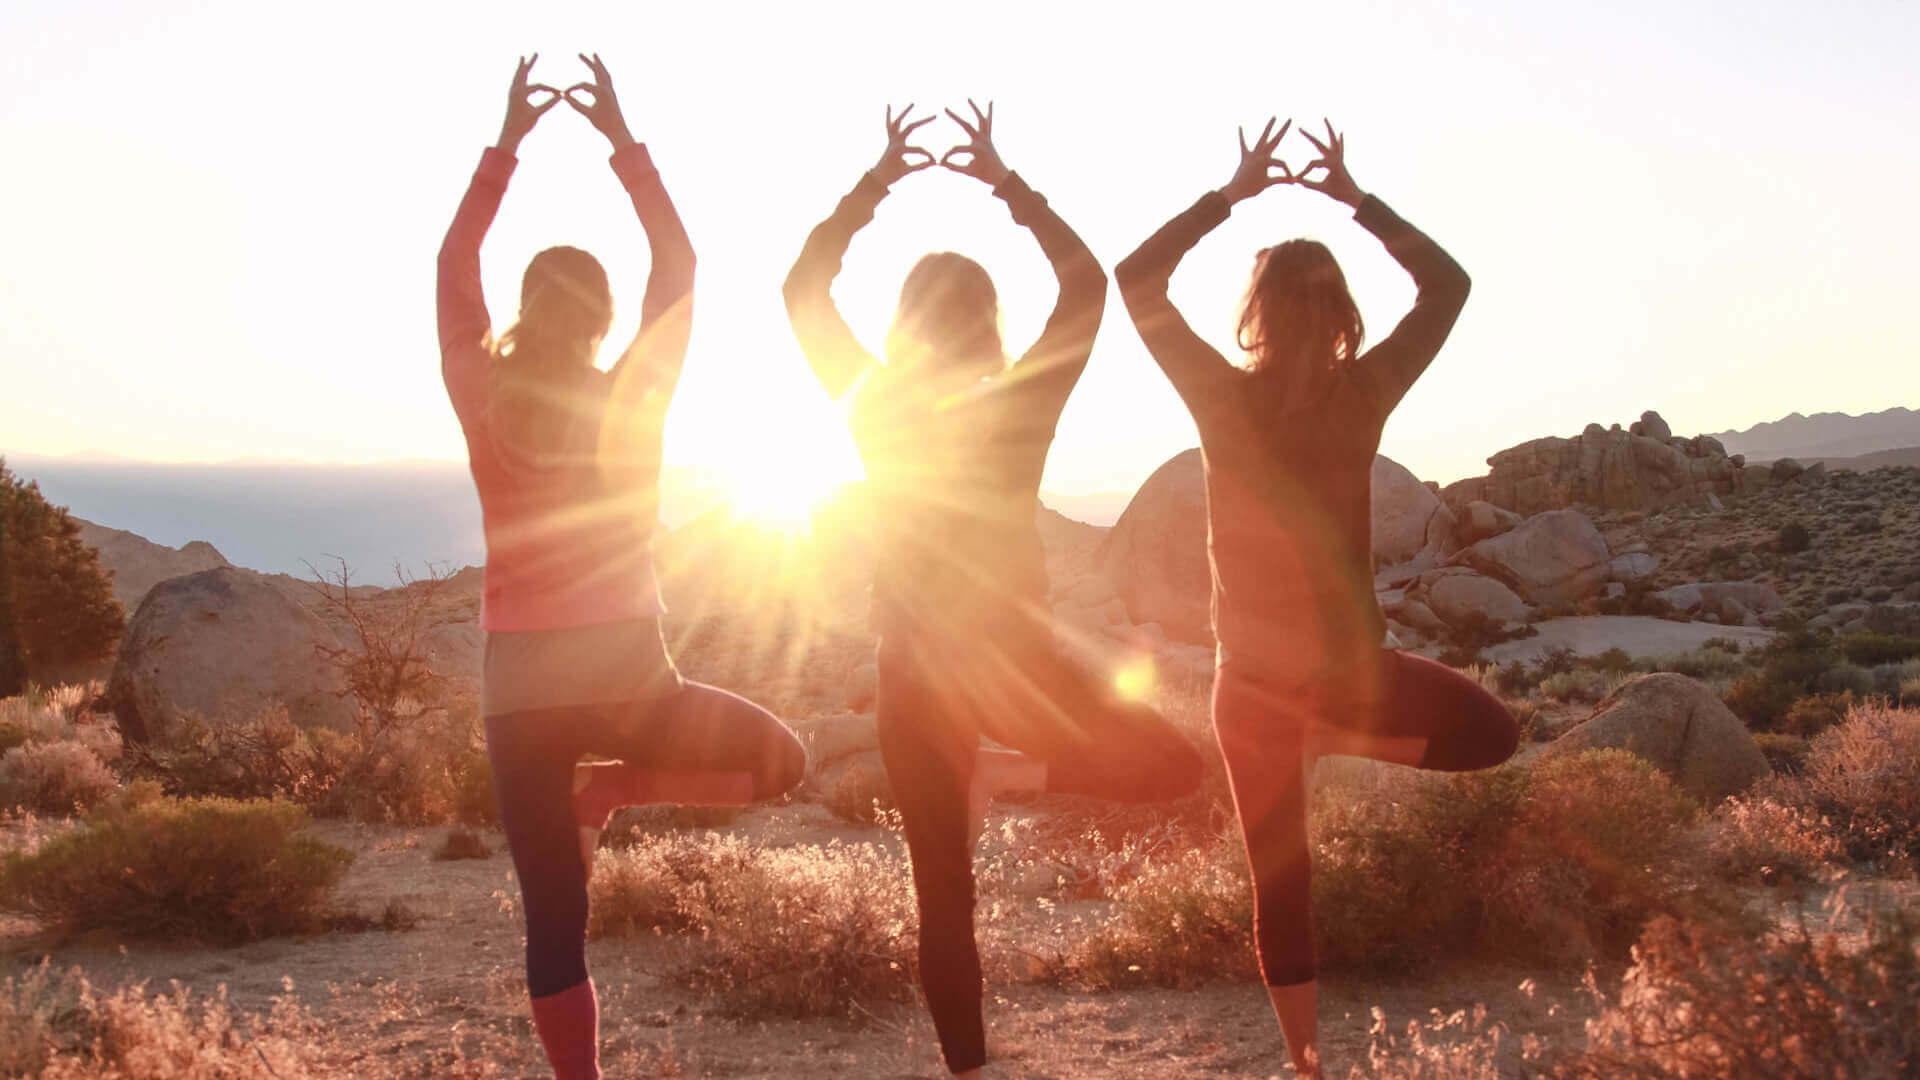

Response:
(877, 633), (1206, 1073)
(485, 683), (807, 998)
(1211, 648), (1518, 987)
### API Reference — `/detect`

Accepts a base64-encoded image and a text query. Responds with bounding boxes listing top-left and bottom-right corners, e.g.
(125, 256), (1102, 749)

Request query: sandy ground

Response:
(0, 802), (1598, 1079)
(1480, 616), (1774, 665)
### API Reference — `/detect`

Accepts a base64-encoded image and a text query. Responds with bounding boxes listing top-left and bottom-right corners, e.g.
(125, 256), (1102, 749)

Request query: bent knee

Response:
(754, 730), (809, 800)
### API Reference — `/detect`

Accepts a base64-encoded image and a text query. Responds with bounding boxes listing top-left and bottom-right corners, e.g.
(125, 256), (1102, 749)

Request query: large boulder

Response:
(1655, 582), (1784, 624)
(1541, 673), (1769, 805)
(1102, 449), (1212, 644)
(107, 567), (355, 743)
(1458, 500), (1523, 545)
(1371, 456), (1441, 565)
(1609, 552), (1659, 584)
(1427, 573), (1530, 629)
(1451, 509), (1611, 606)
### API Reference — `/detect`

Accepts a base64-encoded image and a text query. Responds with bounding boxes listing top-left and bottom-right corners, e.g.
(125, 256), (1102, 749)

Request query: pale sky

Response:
(2, 0), (1915, 501)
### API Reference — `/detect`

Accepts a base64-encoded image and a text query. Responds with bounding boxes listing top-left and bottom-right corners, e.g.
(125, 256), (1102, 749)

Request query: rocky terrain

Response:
(78, 407), (1920, 752)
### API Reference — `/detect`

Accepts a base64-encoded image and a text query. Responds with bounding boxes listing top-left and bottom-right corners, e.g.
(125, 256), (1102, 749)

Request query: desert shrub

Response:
(1815, 661), (1877, 696)
(1589, 647), (1635, 674)
(1495, 659), (1533, 695)
(1723, 627), (1846, 731)
(432, 826), (490, 861)
(1491, 751), (1702, 959)
(1537, 668), (1617, 703)
(1563, 907), (1920, 1079)
(1507, 698), (1541, 741)
(1644, 646), (1748, 682)
(449, 747), (498, 826)
(669, 838), (917, 1018)
(1751, 731), (1812, 774)
(591, 831), (915, 1018)
(1702, 791), (1843, 885)
(1800, 700), (1920, 867)
(132, 705), (337, 804)
(1438, 611), (1536, 654)
(1838, 631), (1920, 667)
(1774, 520), (1811, 553)
(0, 791), (352, 941)
(1065, 832), (1257, 988)
(1776, 690), (1857, 738)
(0, 740), (118, 814)
(820, 757), (895, 825)
(1535, 646), (1578, 678)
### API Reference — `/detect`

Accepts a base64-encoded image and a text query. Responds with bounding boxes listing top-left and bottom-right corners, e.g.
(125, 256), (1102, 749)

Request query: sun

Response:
(721, 437), (864, 531)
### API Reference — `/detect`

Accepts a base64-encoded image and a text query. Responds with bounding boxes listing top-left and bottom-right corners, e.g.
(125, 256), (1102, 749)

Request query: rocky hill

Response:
(74, 517), (231, 609)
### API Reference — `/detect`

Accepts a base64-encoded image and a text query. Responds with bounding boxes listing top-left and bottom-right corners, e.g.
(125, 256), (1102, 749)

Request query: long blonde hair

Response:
(884, 252), (1008, 378)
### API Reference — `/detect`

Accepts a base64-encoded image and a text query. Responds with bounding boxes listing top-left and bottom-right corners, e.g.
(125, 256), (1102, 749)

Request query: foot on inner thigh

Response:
(967, 750), (1047, 849)
(1302, 719), (1427, 771)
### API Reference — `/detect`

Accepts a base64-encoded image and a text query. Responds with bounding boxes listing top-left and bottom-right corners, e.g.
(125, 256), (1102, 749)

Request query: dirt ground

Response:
(0, 801), (1605, 1079)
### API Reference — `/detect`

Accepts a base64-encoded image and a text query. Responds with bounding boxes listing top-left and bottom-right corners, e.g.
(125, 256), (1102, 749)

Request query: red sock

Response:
(574, 764), (649, 831)
(529, 979), (601, 1080)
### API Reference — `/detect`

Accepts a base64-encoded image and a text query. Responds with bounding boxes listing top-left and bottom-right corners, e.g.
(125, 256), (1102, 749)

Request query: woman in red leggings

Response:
(784, 103), (1204, 1078)
(1116, 119), (1519, 1077)
(440, 55), (805, 1080)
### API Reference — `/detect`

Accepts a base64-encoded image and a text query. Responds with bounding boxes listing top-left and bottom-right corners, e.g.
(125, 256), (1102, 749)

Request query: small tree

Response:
(301, 558), (479, 821)
(0, 460), (124, 686)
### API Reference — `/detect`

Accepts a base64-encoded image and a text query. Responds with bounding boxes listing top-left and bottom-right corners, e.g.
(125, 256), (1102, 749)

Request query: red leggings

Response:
(1211, 649), (1518, 986)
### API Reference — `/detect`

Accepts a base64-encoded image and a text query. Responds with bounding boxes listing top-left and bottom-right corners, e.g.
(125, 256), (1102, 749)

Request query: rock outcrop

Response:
(1440, 410), (1826, 518)
(107, 567), (355, 742)
(1653, 581), (1785, 626)
(1542, 673), (1769, 805)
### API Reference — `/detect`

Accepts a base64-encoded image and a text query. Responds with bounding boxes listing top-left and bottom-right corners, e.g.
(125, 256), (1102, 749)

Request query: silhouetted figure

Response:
(784, 102), (1204, 1078)
(1116, 119), (1519, 1078)
(439, 54), (805, 1080)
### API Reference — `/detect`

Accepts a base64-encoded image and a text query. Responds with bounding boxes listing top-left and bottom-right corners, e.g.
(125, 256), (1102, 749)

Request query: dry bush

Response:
(1560, 904), (1920, 1079)
(590, 832), (917, 1018)
(1348, 1004), (1518, 1080)
(0, 740), (117, 815)
(1066, 750), (1704, 988)
(1801, 700), (1920, 867)
(1062, 831), (1256, 988)
(0, 685), (122, 814)
(1703, 789), (1845, 886)
(0, 961), (525, 1079)
(432, 826), (491, 861)
(0, 788), (352, 942)
(818, 757), (894, 825)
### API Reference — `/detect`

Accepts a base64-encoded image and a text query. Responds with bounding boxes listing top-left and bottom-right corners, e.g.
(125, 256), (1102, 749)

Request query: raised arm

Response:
(438, 55), (557, 426)
(940, 100), (1106, 430)
(1116, 119), (1295, 408)
(783, 106), (934, 401)
(563, 54), (697, 433)
(1296, 120), (1470, 413)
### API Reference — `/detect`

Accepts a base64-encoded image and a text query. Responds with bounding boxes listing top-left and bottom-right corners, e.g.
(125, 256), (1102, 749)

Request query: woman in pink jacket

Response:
(439, 55), (805, 1080)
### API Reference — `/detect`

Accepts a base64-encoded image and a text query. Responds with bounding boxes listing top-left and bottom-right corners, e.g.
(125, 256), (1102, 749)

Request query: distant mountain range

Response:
(1709, 406), (1919, 462)
(7, 453), (1127, 580)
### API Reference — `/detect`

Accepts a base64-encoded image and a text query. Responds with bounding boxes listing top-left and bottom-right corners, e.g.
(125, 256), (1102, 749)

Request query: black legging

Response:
(877, 629), (1205, 1073)
(485, 684), (807, 998)
(1211, 648), (1518, 987)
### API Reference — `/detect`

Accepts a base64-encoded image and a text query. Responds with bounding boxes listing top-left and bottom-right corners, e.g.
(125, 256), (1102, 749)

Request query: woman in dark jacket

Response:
(1116, 118), (1519, 1077)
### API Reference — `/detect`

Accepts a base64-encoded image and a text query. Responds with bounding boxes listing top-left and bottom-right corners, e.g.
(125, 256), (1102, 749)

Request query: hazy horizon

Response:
(4, 1), (1917, 505)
